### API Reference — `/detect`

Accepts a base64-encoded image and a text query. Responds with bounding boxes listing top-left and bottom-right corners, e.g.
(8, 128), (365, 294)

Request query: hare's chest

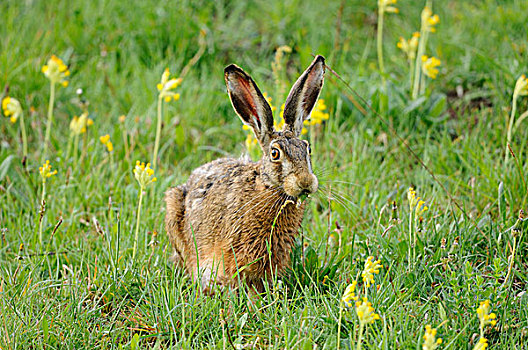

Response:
(234, 205), (304, 277)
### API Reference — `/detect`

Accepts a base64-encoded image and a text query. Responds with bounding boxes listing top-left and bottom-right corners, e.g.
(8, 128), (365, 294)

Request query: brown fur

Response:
(165, 56), (325, 292)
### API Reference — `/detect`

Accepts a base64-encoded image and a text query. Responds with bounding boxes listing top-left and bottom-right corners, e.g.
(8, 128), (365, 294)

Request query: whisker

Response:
(324, 188), (359, 210)
(318, 179), (361, 187)
(315, 188), (356, 215)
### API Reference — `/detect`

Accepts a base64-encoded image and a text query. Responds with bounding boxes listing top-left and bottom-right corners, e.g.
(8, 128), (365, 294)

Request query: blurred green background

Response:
(1, 0), (527, 348)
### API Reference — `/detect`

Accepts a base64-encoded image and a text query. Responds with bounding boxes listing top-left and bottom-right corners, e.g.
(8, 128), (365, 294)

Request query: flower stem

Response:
(73, 134), (79, 170)
(412, 30), (426, 99)
(38, 181), (46, 245)
(43, 82), (56, 160)
(133, 187), (144, 260)
(408, 209), (413, 269)
(122, 126), (129, 161)
(413, 215), (417, 263)
(356, 323), (365, 350)
(377, 7), (386, 91)
(505, 94), (517, 165)
(19, 112), (28, 159)
(503, 232), (518, 287)
(412, 0), (432, 98)
(337, 304), (343, 350)
(152, 96), (163, 170)
(409, 59), (415, 90)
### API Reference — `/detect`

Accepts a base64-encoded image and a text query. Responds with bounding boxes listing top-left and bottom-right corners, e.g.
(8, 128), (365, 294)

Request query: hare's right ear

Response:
(282, 55), (325, 136)
(225, 64), (274, 149)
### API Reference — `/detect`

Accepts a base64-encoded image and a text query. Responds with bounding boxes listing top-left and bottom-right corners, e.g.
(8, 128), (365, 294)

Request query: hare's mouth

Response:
(282, 175), (318, 198)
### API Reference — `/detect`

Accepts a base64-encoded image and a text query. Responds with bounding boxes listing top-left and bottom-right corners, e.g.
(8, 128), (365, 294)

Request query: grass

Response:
(1, 0), (527, 348)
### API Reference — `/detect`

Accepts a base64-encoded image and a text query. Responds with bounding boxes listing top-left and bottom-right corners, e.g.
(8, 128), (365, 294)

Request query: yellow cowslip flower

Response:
(99, 134), (113, 152)
(305, 99), (330, 127)
(272, 98), (328, 134)
(421, 56), (441, 79)
(99, 134), (110, 144)
(134, 161), (156, 189)
(408, 187), (430, 213)
(245, 132), (258, 153)
(378, 0), (398, 13)
(355, 297), (381, 325)
(513, 74), (528, 98)
(2, 96), (22, 123)
(341, 281), (358, 308)
(271, 46), (292, 94)
(245, 132), (258, 146)
(362, 256), (383, 288)
(421, 7), (440, 33)
(262, 92), (277, 112)
(422, 325), (442, 350)
(397, 32), (420, 60)
(157, 68), (182, 102)
(42, 55), (70, 87)
(69, 112), (92, 135)
(416, 200), (429, 216)
(272, 46), (292, 73)
(39, 160), (57, 182)
(477, 300), (497, 330)
(275, 103), (286, 131)
(408, 187), (418, 209)
(473, 337), (488, 350)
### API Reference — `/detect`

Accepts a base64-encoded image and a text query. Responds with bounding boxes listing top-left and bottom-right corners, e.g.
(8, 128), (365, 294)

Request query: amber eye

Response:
(270, 148), (281, 161)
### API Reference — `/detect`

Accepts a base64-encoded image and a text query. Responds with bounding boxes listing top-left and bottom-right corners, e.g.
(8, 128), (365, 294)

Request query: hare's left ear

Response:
(225, 64), (275, 149)
(283, 55), (325, 136)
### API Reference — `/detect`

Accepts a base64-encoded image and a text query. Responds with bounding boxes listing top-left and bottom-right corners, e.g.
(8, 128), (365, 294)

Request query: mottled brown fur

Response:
(165, 56), (325, 292)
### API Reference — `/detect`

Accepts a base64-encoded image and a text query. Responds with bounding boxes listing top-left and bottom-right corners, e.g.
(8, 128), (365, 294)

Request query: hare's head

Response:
(225, 55), (325, 198)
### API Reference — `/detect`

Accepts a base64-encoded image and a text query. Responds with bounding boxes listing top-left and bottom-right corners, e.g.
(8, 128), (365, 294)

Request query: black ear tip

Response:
(313, 55), (325, 65)
(224, 64), (244, 75)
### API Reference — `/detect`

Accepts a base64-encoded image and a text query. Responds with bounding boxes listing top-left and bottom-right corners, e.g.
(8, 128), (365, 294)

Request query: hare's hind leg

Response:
(164, 186), (191, 268)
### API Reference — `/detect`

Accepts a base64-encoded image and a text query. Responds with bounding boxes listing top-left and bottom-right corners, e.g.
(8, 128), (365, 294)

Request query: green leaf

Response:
(438, 302), (447, 322)
(130, 334), (139, 350)
(175, 124), (185, 147)
(42, 315), (49, 343)
(302, 336), (314, 350)
(403, 96), (427, 114)
(0, 155), (14, 182)
(428, 94), (447, 118)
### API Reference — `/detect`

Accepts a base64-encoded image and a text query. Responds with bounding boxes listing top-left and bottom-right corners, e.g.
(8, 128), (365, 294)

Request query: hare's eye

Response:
(270, 148), (281, 161)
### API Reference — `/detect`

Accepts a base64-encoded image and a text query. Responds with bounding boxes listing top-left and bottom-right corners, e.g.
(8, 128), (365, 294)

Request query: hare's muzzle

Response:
(284, 173), (318, 198)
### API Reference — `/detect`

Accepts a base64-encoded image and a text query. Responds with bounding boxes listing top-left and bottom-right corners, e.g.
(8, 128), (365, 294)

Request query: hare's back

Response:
(184, 157), (258, 209)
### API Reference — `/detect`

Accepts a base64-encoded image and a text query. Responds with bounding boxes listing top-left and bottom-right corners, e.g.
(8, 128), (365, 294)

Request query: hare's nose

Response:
(298, 176), (315, 193)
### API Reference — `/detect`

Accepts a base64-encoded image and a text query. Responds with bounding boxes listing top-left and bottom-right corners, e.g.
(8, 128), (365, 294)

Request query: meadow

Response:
(1, 0), (527, 348)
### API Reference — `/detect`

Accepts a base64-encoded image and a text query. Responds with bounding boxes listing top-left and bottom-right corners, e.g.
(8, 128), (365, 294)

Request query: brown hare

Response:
(165, 55), (325, 293)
